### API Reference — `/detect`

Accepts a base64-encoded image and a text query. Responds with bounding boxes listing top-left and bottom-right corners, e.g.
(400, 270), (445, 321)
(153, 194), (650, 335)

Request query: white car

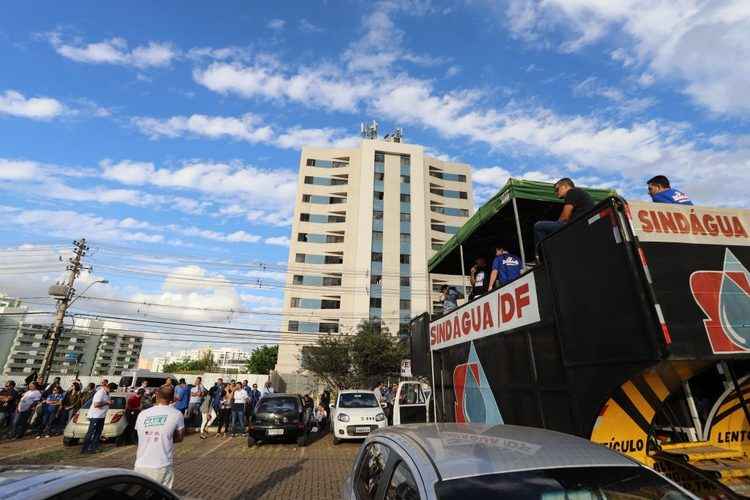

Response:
(62, 393), (129, 446)
(330, 390), (387, 444)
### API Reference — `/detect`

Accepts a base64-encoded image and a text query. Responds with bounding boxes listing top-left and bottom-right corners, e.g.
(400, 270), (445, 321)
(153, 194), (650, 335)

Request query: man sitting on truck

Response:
(533, 178), (594, 261)
(488, 245), (522, 291)
(647, 175), (693, 205)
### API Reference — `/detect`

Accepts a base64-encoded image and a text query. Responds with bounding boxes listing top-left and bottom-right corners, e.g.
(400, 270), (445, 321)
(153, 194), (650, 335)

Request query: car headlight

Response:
(375, 413), (386, 422)
(337, 413), (350, 422)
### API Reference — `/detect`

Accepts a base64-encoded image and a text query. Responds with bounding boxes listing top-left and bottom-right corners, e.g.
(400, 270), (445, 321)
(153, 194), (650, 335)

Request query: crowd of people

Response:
(439, 175), (693, 314)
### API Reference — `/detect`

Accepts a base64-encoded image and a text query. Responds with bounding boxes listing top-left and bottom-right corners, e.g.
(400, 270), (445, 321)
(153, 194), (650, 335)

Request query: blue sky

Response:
(1, 0), (749, 357)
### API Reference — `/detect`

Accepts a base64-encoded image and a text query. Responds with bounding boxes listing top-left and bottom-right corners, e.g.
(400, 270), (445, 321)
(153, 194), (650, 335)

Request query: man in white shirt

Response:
(81, 381), (111, 454)
(11, 382), (41, 438)
(186, 377), (206, 430)
(261, 381), (274, 398)
(135, 385), (184, 489)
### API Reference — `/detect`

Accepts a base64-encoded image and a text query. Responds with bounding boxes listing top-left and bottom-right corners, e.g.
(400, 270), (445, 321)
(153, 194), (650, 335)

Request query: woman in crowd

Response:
(215, 386), (232, 437)
(198, 390), (215, 440)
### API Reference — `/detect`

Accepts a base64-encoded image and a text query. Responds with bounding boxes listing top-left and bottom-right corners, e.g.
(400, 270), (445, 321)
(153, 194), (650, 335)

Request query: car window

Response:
(81, 396), (126, 410)
(51, 477), (175, 500)
(435, 466), (692, 500)
(340, 393), (379, 408)
(356, 443), (392, 500)
(257, 397), (299, 413)
(386, 461), (420, 500)
(399, 384), (425, 405)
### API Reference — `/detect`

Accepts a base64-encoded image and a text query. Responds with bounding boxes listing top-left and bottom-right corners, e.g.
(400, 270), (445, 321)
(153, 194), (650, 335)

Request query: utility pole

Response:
(40, 239), (88, 384)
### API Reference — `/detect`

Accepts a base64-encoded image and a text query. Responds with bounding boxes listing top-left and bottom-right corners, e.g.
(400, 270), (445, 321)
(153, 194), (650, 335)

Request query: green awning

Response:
(428, 178), (616, 273)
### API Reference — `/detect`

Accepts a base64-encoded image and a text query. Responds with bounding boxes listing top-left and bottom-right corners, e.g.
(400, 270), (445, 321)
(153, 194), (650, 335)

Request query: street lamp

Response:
(68, 279), (109, 307)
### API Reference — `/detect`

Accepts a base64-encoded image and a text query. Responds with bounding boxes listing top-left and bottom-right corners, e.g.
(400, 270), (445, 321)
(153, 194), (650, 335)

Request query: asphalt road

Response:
(0, 430), (361, 500)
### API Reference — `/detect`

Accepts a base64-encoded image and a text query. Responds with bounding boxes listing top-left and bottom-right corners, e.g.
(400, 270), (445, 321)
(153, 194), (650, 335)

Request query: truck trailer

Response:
(405, 179), (750, 497)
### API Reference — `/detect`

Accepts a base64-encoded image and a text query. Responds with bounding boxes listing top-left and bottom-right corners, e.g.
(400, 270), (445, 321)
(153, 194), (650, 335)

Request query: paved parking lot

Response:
(0, 431), (361, 499)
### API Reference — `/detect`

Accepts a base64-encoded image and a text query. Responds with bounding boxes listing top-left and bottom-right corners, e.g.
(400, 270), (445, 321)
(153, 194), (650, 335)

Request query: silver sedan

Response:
(342, 423), (700, 500)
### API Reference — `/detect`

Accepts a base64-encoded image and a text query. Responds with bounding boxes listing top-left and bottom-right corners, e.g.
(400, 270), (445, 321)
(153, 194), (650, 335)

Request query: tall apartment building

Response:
(275, 137), (473, 374)
(0, 307), (143, 377)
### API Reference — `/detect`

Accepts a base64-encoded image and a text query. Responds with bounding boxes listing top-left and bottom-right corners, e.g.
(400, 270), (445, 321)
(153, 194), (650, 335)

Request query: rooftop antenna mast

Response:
(361, 120), (379, 140)
(384, 127), (403, 143)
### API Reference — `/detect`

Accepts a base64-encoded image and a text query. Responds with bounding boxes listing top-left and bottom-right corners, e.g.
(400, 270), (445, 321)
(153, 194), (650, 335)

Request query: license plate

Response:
(267, 428), (284, 436)
(355, 427), (370, 434)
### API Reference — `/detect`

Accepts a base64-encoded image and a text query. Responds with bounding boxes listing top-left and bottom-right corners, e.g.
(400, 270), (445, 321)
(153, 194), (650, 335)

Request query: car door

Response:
(351, 439), (429, 500)
(393, 382), (430, 426)
(49, 475), (179, 500)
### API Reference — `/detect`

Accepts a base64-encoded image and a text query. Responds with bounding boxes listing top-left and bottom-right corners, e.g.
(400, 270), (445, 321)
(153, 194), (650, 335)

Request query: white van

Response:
(118, 369), (174, 392)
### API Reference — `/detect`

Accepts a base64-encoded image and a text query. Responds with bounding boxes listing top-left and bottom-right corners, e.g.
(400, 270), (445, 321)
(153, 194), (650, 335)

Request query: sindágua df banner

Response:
(429, 273), (541, 351)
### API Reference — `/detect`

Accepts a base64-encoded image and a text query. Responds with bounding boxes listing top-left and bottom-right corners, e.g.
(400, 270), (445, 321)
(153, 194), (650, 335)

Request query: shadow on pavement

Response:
(231, 459), (307, 500)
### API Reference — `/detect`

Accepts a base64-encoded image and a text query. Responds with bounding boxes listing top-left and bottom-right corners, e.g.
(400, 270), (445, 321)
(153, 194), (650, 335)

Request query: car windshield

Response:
(339, 392), (379, 408)
(257, 398), (298, 413)
(435, 466), (691, 500)
(81, 396), (126, 410)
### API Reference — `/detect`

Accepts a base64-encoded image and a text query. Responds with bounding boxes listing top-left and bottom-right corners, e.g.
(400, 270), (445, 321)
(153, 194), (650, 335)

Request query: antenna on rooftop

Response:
(384, 127), (403, 143)
(361, 120), (379, 139)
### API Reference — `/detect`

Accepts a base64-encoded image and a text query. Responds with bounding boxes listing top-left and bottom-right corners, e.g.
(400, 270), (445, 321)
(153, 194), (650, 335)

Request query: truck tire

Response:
(63, 437), (79, 446)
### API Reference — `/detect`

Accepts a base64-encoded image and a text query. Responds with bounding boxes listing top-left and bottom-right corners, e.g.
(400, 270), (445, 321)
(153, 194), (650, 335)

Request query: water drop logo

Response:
(453, 342), (503, 424)
(690, 249), (750, 353)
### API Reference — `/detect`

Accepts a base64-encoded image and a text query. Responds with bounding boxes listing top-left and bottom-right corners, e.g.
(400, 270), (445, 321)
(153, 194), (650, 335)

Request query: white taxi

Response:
(330, 390), (387, 444)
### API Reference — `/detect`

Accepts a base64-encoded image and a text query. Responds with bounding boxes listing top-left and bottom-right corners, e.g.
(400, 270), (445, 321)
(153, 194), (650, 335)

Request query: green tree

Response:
(245, 345), (278, 374)
(163, 349), (216, 374)
(301, 320), (406, 389)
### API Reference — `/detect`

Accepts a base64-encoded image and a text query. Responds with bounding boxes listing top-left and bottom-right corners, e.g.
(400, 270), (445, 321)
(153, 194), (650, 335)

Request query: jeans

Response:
(42, 408), (59, 434)
(81, 417), (105, 453)
(533, 220), (566, 253)
(230, 404), (245, 434)
(186, 402), (201, 428)
(11, 410), (31, 438)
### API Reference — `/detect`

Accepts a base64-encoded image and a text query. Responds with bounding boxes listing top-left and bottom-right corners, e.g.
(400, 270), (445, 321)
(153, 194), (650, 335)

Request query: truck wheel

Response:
(297, 435), (307, 447)
(63, 437), (79, 446)
(247, 436), (256, 447)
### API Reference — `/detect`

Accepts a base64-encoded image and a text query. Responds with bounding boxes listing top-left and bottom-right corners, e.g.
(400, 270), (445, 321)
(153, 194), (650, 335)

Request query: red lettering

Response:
(649, 211), (662, 232)
(500, 293), (514, 323)
(430, 325), (436, 345)
(674, 213), (690, 234)
(703, 214), (719, 236)
(461, 312), (471, 336)
(657, 211), (677, 233)
(638, 210), (653, 233)
(482, 302), (494, 330)
(689, 211), (707, 235)
(717, 216), (733, 237)
(445, 320), (452, 341)
(515, 283), (530, 318)
(453, 317), (461, 338)
(470, 306), (481, 332)
(732, 217), (748, 238)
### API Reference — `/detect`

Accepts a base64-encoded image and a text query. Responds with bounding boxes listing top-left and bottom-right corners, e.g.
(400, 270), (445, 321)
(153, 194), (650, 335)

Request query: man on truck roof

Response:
(533, 178), (595, 260)
(647, 175), (693, 205)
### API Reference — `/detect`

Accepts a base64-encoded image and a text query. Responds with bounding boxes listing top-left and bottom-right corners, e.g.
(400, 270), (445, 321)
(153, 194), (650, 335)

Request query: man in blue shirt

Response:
(647, 175), (693, 205)
(174, 379), (190, 414)
(488, 245), (522, 291)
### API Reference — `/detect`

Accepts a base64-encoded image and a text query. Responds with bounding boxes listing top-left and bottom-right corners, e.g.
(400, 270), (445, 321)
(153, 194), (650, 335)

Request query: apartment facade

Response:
(275, 138), (473, 374)
(0, 309), (143, 377)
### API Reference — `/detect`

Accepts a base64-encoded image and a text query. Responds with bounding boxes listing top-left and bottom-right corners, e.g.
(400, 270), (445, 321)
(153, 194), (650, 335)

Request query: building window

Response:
(374, 172), (385, 181)
(400, 233), (410, 243)
(375, 153), (385, 163)
(400, 156), (410, 167)
(400, 277), (411, 287)
(374, 191), (384, 200)
(400, 213), (410, 222)
(400, 175), (410, 184)
(400, 193), (411, 202)
(372, 252), (383, 262)
(373, 210), (384, 220)
(323, 276), (342, 286)
(306, 159), (348, 168)
(301, 213), (346, 223)
(430, 187), (467, 199)
(324, 255), (343, 264)
(372, 231), (383, 241)
(400, 299), (411, 310)
(400, 254), (410, 264)
(321, 299), (340, 309)
(319, 322), (339, 334)
(302, 194), (346, 204)
(304, 175), (347, 186)
(429, 169), (466, 182)
(431, 224), (461, 235)
(432, 242), (443, 250)
(370, 275), (382, 285)
(370, 298), (382, 308)
(430, 206), (469, 217)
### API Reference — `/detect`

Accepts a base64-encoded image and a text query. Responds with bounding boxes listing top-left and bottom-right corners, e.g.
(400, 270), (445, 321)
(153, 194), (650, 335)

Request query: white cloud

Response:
(299, 18), (323, 33)
(0, 159), (40, 179)
(268, 19), (286, 30)
(132, 113), (274, 143)
(264, 236), (290, 247)
(0, 90), (65, 120)
(502, 0), (750, 116)
(47, 33), (177, 68)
